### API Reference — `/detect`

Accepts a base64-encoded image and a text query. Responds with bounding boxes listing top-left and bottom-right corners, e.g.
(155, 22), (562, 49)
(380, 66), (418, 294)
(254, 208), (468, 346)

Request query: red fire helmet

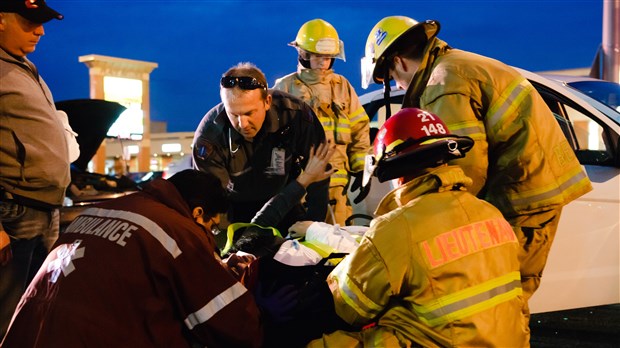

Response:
(372, 107), (474, 182)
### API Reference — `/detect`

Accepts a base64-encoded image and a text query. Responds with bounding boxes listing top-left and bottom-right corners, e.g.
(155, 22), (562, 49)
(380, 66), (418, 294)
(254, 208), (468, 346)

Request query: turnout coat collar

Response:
(375, 165), (473, 216)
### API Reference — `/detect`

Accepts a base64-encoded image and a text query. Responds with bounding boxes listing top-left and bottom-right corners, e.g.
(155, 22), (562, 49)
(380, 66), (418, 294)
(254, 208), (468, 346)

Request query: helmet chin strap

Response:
(298, 55), (311, 69)
(383, 68), (392, 119)
(353, 68), (392, 204)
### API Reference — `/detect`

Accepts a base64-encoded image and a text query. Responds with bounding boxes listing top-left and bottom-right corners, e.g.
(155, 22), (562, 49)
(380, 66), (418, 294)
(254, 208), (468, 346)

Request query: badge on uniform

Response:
(195, 139), (214, 160)
(265, 147), (286, 176)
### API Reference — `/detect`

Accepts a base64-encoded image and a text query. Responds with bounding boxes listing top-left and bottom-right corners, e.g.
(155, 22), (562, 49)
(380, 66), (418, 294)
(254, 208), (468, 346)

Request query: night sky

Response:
(29, 0), (603, 132)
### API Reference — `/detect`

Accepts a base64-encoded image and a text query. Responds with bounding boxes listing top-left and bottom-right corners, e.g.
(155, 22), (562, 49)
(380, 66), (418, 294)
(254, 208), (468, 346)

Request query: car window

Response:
(564, 104), (612, 164)
(534, 82), (616, 166)
(568, 80), (620, 113)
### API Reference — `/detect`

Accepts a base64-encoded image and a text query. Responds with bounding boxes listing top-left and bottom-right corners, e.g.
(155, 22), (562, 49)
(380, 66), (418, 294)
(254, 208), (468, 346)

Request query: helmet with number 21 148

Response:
(371, 108), (474, 182)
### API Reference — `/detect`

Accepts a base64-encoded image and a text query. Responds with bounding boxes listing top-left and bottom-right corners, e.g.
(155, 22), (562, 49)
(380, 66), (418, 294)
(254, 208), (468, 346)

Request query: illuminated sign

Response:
(104, 76), (144, 139)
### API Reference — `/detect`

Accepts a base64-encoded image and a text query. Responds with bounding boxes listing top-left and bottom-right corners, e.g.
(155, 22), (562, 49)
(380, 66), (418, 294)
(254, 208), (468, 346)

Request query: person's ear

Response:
(264, 93), (272, 111)
(192, 207), (204, 220)
(0, 13), (6, 30)
(393, 56), (408, 73)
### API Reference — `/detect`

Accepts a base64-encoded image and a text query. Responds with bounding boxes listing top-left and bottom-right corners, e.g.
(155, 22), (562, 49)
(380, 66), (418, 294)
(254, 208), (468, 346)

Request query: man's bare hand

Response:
(296, 141), (337, 188)
(223, 251), (256, 281)
(288, 221), (314, 239)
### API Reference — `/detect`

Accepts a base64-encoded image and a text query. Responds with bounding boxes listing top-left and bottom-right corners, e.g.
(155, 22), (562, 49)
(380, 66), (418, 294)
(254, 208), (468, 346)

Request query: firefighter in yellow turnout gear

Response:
(361, 16), (592, 306)
(274, 19), (370, 226)
(309, 108), (530, 347)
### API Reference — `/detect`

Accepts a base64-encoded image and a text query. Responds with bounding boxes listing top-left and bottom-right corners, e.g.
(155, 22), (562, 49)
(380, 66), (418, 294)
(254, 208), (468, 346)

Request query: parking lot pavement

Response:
(530, 304), (620, 347)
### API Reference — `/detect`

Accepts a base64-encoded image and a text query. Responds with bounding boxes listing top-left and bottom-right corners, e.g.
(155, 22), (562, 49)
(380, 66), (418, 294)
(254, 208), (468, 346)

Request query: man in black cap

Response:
(0, 0), (73, 339)
(0, 0), (62, 24)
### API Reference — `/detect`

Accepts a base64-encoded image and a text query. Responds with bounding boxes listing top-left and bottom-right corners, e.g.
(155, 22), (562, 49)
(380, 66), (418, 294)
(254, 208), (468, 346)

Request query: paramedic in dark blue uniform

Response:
(192, 62), (329, 233)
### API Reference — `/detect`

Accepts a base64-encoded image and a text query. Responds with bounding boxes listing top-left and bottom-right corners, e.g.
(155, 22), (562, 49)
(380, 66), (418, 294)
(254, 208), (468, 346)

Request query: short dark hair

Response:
(166, 169), (229, 218)
(382, 27), (428, 74)
(221, 62), (269, 99)
(228, 226), (285, 259)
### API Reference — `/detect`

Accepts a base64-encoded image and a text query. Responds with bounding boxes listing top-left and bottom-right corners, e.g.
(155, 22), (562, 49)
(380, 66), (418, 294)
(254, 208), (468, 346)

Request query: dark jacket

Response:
(192, 90), (329, 229)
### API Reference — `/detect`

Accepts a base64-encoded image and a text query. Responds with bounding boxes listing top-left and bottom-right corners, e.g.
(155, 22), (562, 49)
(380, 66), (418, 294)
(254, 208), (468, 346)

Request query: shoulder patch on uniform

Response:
(194, 138), (216, 160)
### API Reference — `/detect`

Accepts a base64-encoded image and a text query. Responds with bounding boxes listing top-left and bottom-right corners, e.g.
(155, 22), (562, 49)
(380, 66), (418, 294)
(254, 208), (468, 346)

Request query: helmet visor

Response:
(296, 39), (345, 61)
(337, 40), (346, 61)
(361, 55), (376, 89)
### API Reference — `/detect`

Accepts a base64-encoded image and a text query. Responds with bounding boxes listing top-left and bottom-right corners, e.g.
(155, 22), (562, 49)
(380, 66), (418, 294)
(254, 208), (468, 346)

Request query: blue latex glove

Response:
(255, 283), (299, 323)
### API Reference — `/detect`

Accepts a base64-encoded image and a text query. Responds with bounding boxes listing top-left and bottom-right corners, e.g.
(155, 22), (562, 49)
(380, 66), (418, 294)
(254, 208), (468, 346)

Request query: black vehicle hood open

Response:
(55, 99), (126, 172)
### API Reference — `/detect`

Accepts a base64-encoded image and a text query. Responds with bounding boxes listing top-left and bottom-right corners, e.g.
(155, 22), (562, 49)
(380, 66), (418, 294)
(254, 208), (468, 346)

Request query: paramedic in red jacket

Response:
(1, 170), (262, 348)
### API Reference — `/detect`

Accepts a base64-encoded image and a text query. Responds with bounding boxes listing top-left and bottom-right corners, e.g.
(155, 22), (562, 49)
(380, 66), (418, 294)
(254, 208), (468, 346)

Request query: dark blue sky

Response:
(30, 0), (603, 132)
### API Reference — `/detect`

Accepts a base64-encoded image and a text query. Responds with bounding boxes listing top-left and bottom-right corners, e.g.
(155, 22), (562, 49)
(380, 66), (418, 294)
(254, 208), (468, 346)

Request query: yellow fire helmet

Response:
(361, 16), (440, 89)
(289, 18), (346, 61)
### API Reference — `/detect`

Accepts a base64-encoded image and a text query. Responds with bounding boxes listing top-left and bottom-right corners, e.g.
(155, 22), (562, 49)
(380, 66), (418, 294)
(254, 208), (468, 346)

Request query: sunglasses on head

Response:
(220, 76), (267, 90)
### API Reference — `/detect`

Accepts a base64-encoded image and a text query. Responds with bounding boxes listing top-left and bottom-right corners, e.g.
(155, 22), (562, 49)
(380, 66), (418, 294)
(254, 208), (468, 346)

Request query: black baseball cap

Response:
(0, 0), (63, 24)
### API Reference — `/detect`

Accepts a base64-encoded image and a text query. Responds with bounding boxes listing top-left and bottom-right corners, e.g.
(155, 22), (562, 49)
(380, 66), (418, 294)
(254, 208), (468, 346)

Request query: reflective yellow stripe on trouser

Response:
(413, 271), (522, 327)
(349, 152), (366, 173)
(327, 185), (352, 226)
(328, 170), (349, 224)
(330, 169), (349, 187)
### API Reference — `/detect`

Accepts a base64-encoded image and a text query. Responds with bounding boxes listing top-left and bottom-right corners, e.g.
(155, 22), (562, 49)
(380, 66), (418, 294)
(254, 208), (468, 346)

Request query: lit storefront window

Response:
(161, 143), (182, 153)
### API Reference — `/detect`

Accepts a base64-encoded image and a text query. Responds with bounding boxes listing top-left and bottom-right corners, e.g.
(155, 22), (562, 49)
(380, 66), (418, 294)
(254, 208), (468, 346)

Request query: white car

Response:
(354, 70), (620, 314)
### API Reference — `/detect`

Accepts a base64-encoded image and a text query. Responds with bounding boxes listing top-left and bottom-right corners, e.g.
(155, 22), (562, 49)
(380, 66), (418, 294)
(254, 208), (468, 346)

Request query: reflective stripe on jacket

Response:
(328, 166), (530, 347)
(403, 39), (592, 218)
(274, 69), (370, 187)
